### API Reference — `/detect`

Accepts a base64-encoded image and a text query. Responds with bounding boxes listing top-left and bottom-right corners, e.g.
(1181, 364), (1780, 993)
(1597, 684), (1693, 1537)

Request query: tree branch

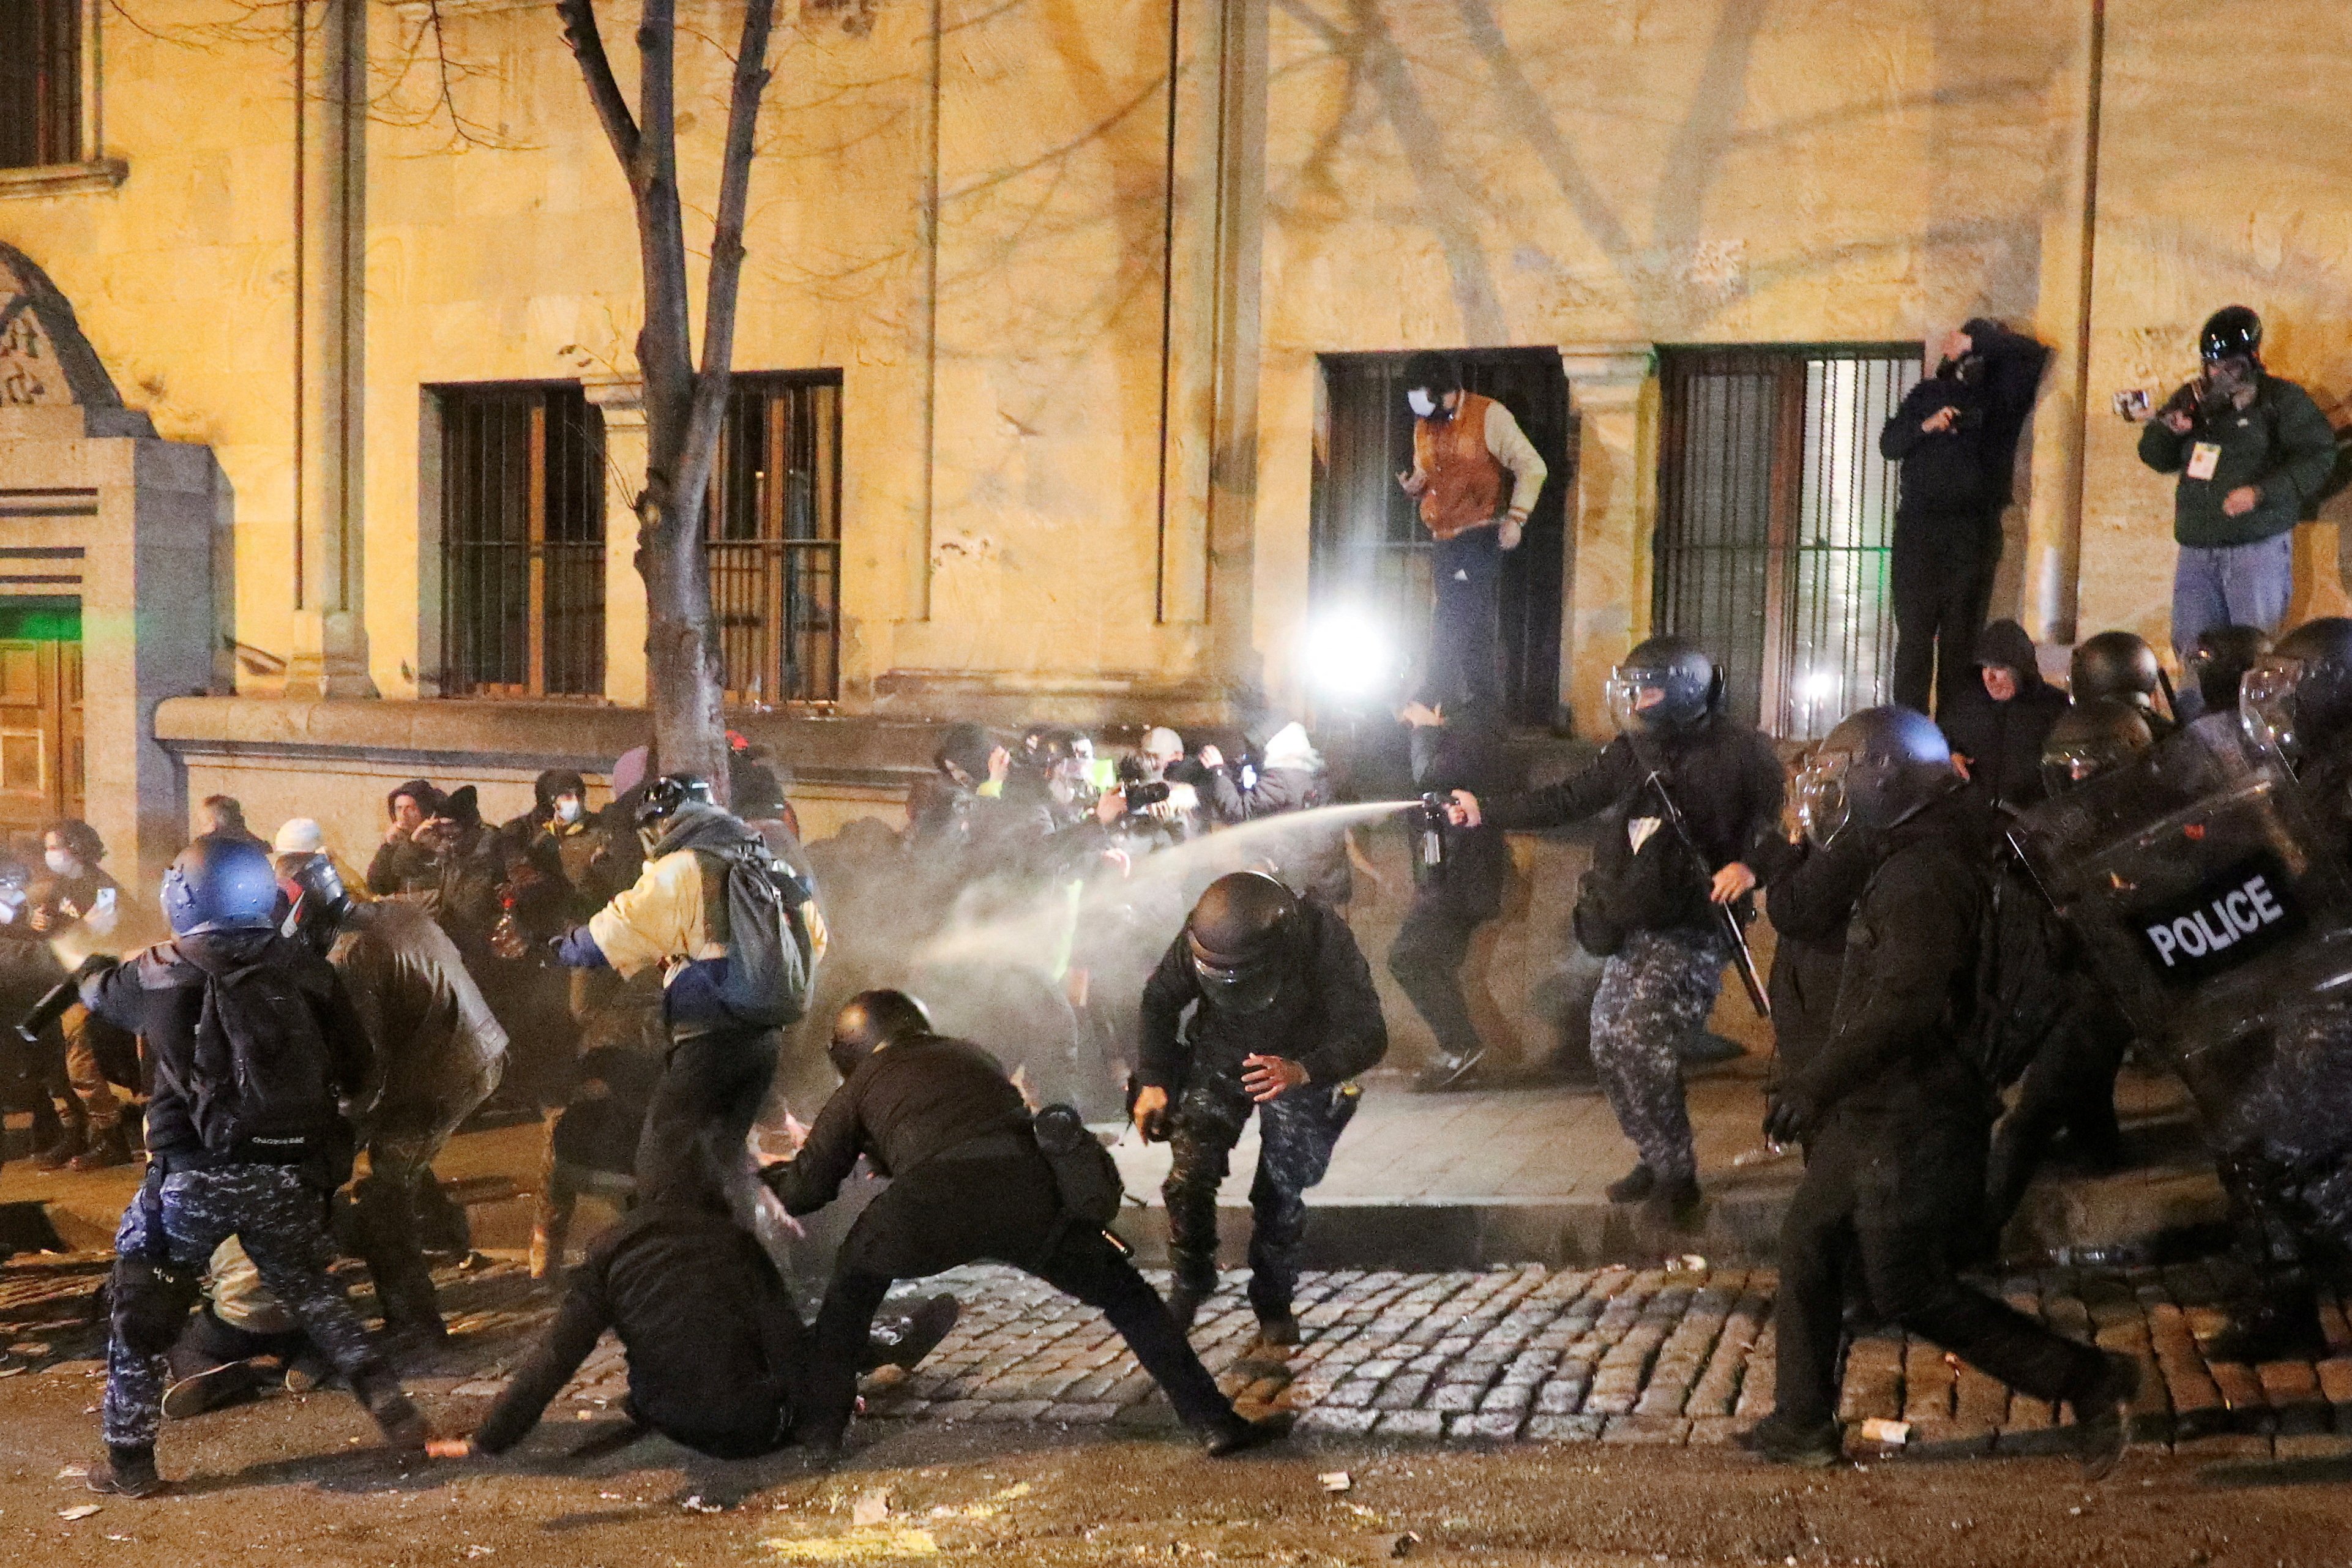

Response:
(554, 0), (641, 172)
(676, 0), (778, 516)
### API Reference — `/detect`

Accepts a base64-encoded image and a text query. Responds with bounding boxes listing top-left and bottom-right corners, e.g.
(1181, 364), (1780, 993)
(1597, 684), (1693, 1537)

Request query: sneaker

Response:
(2072, 1350), (2141, 1482)
(870, 1294), (959, 1371)
(1414, 1050), (1487, 1093)
(1166, 1278), (1212, 1332)
(162, 1356), (260, 1421)
(1734, 1414), (1842, 1467)
(1203, 1410), (1296, 1457)
(282, 1348), (336, 1394)
(86, 1446), (165, 1498)
(1604, 1163), (1656, 1204)
(67, 1124), (135, 1173)
(1254, 1309), (1300, 1347)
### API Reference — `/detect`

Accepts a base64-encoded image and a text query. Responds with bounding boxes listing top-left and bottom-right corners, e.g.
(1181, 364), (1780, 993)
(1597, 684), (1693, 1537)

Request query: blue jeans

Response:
(2172, 534), (2294, 716)
(1419, 525), (1505, 709)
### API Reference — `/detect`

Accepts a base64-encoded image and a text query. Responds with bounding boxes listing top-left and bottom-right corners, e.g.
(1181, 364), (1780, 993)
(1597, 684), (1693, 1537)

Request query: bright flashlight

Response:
(1301, 607), (1394, 699)
(1798, 669), (1838, 704)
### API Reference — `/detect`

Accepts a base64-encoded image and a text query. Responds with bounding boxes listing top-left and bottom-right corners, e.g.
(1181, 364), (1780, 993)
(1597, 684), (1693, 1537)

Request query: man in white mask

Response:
(1394, 352), (1548, 709)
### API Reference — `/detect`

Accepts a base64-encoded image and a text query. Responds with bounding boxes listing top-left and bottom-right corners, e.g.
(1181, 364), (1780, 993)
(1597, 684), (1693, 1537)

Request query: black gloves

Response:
(1763, 1093), (1812, 1148)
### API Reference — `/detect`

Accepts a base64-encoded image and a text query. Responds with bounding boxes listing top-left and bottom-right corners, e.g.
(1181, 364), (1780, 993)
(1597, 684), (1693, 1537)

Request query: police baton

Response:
(15, 975), (82, 1050)
(1638, 768), (1772, 1022)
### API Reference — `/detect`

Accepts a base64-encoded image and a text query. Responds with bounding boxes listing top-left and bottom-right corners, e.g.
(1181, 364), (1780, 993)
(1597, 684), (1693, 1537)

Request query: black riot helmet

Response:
(2200, 305), (2264, 364)
(828, 989), (935, 1081)
(1604, 635), (1723, 738)
(2070, 630), (2165, 715)
(2041, 698), (2156, 797)
(272, 850), (351, 950)
(2187, 624), (2272, 716)
(2243, 617), (2352, 763)
(1184, 871), (1302, 1014)
(1794, 705), (1956, 849)
(635, 774), (716, 837)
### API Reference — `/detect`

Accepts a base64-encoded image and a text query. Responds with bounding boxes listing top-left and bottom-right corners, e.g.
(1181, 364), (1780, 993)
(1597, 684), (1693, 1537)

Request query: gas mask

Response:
(2200, 356), (2257, 413)
(1406, 387), (1439, 419)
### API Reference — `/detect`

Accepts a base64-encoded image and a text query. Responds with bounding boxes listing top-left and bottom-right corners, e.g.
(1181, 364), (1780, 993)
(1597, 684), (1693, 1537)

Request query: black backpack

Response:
(1956, 846), (2075, 1091)
(184, 949), (345, 1160)
(1031, 1102), (1124, 1233)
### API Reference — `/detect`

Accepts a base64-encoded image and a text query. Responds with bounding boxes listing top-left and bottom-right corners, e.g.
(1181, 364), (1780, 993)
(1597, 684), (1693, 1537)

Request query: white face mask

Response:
(1406, 388), (1437, 419)
(554, 796), (583, 825)
(44, 849), (77, 878)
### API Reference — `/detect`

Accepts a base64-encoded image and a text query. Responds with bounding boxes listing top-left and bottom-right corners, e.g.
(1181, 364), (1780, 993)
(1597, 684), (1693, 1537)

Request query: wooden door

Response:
(0, 638), (81, 840)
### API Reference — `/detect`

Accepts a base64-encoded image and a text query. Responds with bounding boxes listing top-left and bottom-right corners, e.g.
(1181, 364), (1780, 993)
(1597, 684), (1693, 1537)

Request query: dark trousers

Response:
(637, 1027), (778, 1215)
(1891, 516), (1998, 717)
(1986, 1005), (2129, 1229)
(1419, 525), (1505, 709)
(1387, 893), (1488, 1066)
(1165, 1084), (1343, 1316)
(1772, 1110), (2105, 1428)
(351, 1061), (504, 1334)
(802, 1149), (1235, 1446)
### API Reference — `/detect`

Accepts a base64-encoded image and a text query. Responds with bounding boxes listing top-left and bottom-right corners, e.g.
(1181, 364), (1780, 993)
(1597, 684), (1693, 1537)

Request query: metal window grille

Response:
(706, 373), (842, 707)
(1310, 350), (1572, 726)
(438, 384), (607, 698)
(0, 0), (80, 170)
(1654, 346), (1919, 741)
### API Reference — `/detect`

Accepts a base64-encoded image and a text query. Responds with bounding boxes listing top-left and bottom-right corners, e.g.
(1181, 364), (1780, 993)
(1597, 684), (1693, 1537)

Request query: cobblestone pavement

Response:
(8, 1250), (2352, 1463)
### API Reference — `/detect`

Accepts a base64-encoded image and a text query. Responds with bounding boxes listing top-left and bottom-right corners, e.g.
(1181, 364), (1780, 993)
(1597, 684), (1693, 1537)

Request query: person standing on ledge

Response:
(1396, 352), (1548, 711)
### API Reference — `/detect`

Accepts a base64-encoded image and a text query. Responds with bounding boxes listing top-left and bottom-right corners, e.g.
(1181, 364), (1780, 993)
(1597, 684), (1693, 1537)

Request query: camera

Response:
(1122, 780), (1173, 813)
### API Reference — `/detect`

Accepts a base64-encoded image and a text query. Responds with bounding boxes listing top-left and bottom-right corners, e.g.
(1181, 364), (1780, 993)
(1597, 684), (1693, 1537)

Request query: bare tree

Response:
(556, 0), (777, 800)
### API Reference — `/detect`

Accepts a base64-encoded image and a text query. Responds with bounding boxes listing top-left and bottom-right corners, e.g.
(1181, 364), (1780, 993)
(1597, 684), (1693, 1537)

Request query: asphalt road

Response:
(2, 1357), (2348, 1568)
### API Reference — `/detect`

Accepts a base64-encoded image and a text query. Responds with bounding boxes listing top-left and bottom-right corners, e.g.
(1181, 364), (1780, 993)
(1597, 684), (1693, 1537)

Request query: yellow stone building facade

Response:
(4, 0), (2352, 876)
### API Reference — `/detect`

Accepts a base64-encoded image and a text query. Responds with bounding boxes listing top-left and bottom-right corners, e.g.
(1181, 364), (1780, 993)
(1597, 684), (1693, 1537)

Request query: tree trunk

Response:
(558, 0), (776, 802)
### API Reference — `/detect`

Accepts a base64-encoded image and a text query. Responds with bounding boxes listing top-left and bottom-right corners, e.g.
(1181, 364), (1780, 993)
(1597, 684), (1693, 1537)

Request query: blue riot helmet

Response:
(162, 834), (282, 938)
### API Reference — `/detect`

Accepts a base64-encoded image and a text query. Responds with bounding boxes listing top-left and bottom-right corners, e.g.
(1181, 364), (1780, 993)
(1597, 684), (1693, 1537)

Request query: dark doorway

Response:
(1652, 345), (1919, 740)
(1312, 349), (1574, 727)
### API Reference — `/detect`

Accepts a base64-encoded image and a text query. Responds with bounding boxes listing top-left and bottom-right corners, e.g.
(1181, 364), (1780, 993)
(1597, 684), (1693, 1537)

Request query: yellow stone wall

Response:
(6, 1), (2352, 738)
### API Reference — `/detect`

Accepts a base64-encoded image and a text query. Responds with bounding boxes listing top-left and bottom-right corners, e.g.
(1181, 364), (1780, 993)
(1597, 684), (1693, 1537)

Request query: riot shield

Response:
(2007, 713), (2352, 1094)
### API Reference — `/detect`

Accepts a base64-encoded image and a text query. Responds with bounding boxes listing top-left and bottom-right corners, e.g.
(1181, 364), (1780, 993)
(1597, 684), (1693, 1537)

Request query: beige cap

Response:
(272, 817), (326, 855)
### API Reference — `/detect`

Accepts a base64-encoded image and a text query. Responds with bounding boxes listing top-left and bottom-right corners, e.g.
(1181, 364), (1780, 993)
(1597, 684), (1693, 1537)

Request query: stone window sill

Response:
(0, 159), (129, 200)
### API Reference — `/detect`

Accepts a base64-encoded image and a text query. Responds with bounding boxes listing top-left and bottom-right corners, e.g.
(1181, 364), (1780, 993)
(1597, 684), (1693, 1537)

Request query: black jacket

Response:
(1937, 619), (2069, 812)
(472, 1201), (804, 1458)
(1783, 788), (1999, 1125)
(1203, 764), (1353, 907)
(767, 1034), (1034, 1215)
(82, 929), (370, 1169)
(1483, 715), (1783, 939)
(1879, 321), (2049, 525)
(1754, 832), (1878, 1076)
(1138, 896), (1387, 1092)
(1407, 720), (1513, 922)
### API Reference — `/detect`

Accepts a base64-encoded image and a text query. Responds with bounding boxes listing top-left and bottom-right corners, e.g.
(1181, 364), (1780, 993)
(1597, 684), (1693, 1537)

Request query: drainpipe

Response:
(2042, 0), (2105, 644)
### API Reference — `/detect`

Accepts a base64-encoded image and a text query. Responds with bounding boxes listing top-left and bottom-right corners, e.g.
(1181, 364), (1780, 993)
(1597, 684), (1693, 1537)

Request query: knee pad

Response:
(110, 1258), (198, 1359)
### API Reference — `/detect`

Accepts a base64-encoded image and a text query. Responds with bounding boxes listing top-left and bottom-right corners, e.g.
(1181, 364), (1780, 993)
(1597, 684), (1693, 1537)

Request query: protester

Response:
(1201, 720), (1353, 908)
(1395, 351), (1548, 710)
(198, 796), (266, 847)
(30, 819), (136, 1171)
(1939, 619), (2070, 813)
(367, 779), (444, 897)
(1878, 321), (2050, 715)
(1388, 699), (1514, 1091)
(274, 816), (370, 903)
(2138, 306), (2337, 712)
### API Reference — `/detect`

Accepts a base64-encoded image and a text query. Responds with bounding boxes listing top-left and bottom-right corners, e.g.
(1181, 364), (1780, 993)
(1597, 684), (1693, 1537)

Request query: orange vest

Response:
(1413, 392), (1506, 540)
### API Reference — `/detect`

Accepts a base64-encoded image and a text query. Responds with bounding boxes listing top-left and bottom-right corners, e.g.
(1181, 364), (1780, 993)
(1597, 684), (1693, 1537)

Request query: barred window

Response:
(0, 0), (80, 170)
(706, 372), (841, 706)
(437, 383), (606, 698)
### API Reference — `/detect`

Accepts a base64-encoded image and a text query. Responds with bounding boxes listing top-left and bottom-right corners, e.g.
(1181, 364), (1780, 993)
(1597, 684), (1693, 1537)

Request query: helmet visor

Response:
(2040, 739), (2140, 797)
(2241, 655), (2304, 758)
(1794, 749), (1853, 850)
(1187, 933), (1284, 1014)
(1604, 673), (1670, 736)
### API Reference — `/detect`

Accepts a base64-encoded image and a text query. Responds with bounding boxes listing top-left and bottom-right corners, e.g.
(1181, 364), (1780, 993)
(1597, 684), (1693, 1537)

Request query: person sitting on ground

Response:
(768, 990), (1294, 1458)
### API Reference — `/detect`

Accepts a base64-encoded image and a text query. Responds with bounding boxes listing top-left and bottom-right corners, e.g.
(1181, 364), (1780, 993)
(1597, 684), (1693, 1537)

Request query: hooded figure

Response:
(1936, 618), (2070, 812)
(1203, 720), (1353, 907)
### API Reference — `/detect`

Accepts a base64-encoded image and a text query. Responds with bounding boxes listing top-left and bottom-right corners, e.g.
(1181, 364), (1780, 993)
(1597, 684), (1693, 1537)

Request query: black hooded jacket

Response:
(1937, 619), (2069, 812)
(1138, 896), (1387, 1092)
(1406, 717), (1514, 922)
(1878, 321), (2050, 529)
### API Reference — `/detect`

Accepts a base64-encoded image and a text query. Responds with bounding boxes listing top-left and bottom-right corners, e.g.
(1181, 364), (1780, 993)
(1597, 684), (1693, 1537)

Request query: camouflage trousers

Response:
(1590, 927), (1731, 1185)
(106, 1164), (383, 1450)
(1163, 1074), (1349, 1317)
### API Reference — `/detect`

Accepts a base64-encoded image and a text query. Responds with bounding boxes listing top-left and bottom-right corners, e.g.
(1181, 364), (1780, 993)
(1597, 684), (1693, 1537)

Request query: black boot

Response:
(862, 1294), (959, 1372)
(32, 1108), (85, 1170)
(1165, 1275), (1214, 1332)
(87, 1444), (165, 1498)
(1605, 1163), (1656, 1203)
(1734, 1414), (1842, 1467)
(67, 1121), (135, 1172)
(1203, 1409), (1296, 1457)
(2071, 1351), (2141, 1482)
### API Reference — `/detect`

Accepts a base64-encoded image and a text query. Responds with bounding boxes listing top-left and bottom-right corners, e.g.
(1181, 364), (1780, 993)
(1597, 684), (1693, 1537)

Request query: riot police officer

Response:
(1134, 872), (1387, 1339)
(2186, 625), (2272, 720)
(1742, 707), (2135, 1474)
(1449, 636), (1782, 1224)
(2070, 630), (2176, 739)
(769, 991), (1291, 1457)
